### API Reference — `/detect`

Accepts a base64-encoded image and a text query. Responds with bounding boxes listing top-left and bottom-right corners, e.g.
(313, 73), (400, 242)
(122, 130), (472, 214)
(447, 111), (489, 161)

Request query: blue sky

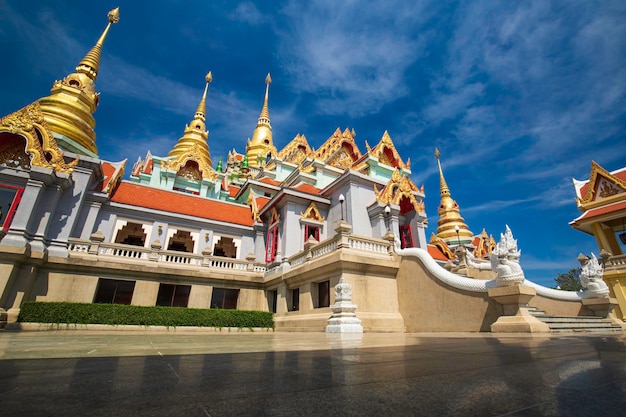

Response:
(1, 1), (625, 287)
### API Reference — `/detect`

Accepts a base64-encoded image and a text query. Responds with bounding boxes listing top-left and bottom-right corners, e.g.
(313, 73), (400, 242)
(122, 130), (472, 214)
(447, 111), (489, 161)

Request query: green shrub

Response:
(17, 302), (274, 329)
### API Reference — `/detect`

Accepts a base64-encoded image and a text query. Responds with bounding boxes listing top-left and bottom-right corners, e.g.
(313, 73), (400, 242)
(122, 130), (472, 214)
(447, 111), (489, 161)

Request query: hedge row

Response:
(18, 302), (274, 329)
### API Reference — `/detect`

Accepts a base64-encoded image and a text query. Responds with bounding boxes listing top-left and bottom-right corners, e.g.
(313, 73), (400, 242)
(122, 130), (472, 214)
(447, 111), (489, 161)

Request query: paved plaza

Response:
(0, 330), (625, 416)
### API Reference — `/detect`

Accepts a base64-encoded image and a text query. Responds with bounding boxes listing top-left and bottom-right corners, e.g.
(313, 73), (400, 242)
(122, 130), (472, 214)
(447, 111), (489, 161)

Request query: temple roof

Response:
(574, 161), (626, 209)
(111, 182), (254, 226)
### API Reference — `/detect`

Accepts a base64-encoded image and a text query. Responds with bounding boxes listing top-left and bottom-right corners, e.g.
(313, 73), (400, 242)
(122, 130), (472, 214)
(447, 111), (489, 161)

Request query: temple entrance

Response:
(213, 236), (237, 258)
(167, 230), (194, 252)
(115, 222), (146, 246)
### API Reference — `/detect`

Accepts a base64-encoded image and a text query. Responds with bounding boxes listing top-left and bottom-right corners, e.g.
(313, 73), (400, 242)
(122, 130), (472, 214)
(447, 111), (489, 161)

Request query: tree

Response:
(552, 267), (583, 291)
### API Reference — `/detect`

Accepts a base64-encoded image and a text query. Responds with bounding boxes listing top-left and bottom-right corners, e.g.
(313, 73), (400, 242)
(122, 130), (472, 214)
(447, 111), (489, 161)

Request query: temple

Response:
(0, 8), (622, 333)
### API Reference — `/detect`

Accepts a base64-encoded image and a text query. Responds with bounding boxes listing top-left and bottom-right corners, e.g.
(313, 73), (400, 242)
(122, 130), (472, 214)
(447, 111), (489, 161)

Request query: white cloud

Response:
(276, 0), (434, 117)
(230, 2), (266, 25)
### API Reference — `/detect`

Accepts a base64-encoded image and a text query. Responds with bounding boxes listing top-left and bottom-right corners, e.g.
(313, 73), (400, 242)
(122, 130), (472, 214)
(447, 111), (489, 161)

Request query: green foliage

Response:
(17, 302), (274, 329)
(552, 267), (583, 291)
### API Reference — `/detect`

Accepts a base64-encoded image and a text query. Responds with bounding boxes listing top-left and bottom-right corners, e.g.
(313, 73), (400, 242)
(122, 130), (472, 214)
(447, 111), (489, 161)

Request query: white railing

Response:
(348, 236), (389, 254)
(158, 251), (202, 265)
(99, 244), (150, 260)
(68, 238), (264, 273)
(68, 240), (90, 252)
(311, 239), (339, 258)
(209, 258), (248, 270)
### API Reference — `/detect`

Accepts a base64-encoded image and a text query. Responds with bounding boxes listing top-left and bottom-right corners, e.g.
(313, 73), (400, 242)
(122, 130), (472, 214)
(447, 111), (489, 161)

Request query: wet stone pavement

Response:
(0, 331), (624, 416)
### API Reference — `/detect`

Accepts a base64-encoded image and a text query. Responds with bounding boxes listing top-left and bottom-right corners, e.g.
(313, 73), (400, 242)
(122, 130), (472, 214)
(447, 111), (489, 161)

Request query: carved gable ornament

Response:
(163, 143), (219, 181)
(429, 233), (455, 260)
(577, 161), (626, 207)
(300, 202), (325, 222)
(374, 169), (425, 213)
(268, 207), (280, 226)
(0, 102), (78, 174)
(315, 128), (362, 170)
(362, 131), (409, 171)
(276, 134), (314, 166)
(247, 190), (260, 223)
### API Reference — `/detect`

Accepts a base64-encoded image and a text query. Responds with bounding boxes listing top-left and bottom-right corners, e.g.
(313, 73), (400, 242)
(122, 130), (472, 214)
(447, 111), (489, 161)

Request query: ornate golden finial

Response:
(435, 148), (449, 197)
(76, 7), (120, 80)
(433, 148), (473, 246)
(194, 71), (212, 121)
(166, 73), (215, 174)
(246, 73), (276, 168)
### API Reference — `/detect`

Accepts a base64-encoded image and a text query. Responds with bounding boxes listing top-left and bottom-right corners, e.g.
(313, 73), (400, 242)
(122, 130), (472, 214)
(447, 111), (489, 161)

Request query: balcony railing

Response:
(68, 238), (264, 273)
(605, 254), (626, 271)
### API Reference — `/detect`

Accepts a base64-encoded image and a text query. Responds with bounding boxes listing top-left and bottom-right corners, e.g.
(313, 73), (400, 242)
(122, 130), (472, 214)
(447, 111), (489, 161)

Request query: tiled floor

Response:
(0, 330), (624, 416)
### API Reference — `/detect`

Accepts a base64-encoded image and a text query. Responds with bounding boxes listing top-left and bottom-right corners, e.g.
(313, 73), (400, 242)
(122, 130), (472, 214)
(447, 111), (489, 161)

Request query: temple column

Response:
(0, 167), (54, 248)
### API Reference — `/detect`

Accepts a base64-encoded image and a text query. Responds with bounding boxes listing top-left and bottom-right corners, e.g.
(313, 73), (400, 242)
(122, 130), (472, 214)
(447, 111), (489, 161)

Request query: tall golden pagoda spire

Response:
(246, 73), (277, 168)
(434, 148), (473, 246)
(166, 72), (214, 169)
(38, 7), (120, 156)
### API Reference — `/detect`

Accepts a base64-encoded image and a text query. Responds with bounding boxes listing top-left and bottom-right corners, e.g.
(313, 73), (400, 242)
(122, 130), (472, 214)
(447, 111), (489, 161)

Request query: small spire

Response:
(258, 73), (271, 125)
(194, 71), (212, 121)
(435, 148), (450, 197)
(76, 7), (120, 80)
(216, 157), (223, 172)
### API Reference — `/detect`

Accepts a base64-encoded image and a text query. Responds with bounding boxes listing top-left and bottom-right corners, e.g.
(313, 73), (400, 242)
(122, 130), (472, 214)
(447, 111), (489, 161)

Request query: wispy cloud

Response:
(276, 1), (434, 117)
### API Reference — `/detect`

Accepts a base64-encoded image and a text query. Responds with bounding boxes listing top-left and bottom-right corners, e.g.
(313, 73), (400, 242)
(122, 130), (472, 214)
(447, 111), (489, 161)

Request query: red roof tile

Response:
(97, 162), (117, 192)
(144, 159), (153, 175)
(259, 177), (282, 186)
(579, 167), (626, 200)
(228, 185), (240, 198)
(427, 244), (448, 261)
(111, 182), (254, 226)
(571, 200), (626, 224)
(293, 183), (321, 195)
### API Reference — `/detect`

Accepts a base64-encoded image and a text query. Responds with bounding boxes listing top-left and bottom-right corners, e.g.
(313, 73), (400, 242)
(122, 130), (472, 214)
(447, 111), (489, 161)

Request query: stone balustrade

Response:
(67, 237), (265, 272)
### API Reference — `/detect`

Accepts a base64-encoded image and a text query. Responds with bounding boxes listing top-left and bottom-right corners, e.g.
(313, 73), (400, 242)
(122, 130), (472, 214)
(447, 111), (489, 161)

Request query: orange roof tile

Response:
(259, 177), (282, 186)
(144, 159), (153, 174)
(571, 200), (626, 225)
(228, 185), (240, 198)
(257, 197), (271, 211)
(111, 182), (254, 226)
(427, 244), (448, 261)
(293, 183), (321, 195)
(97, 162), (117, 192)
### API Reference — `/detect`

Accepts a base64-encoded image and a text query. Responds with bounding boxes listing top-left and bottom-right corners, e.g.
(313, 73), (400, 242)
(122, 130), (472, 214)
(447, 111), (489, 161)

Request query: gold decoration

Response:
(300, 202), (325, 222)
(374, 170), (423, 213)
(268, 207), (280, 226)
(429, 232), (455, 260)
(314, 128), (362, 170)
(163, 143), (219, 181)
(473, 229), (496, 258)
(0, 102), (78, 173)
(247, 190), (260, 222)
(0, 143), (31, 170)
(577, 161), (626, 208)
(354, 131), (407, 172)
(247, 73), (276, 168)
(276, 134), (314, 167)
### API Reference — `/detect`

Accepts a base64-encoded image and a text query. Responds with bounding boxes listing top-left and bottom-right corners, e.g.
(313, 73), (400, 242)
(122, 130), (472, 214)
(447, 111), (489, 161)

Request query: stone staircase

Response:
(528, 307), (623, 333)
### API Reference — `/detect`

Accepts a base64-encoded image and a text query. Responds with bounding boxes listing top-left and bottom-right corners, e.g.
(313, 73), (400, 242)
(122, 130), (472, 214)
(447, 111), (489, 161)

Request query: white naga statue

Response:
(580, 253), (610, 298)
(465, 225), (526, 286)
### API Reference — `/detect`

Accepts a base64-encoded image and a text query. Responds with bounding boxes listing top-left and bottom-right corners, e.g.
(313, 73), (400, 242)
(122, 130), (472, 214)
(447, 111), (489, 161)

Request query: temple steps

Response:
(527, 307), (623, 333)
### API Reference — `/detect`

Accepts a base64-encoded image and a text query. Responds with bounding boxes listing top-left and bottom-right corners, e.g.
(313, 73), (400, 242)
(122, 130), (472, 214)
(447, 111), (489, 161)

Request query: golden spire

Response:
(435, 147), (450, 198)
(246, 73), (276, 168)
(38, 7), (120, 156)
(76, 8), (120, 80)
(162, 70), (218, 178)
(194, 71), (212, 121)
(166, 73), (213, 171)
(434, 148), (473, 246)
(259, 73), (272, 124)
